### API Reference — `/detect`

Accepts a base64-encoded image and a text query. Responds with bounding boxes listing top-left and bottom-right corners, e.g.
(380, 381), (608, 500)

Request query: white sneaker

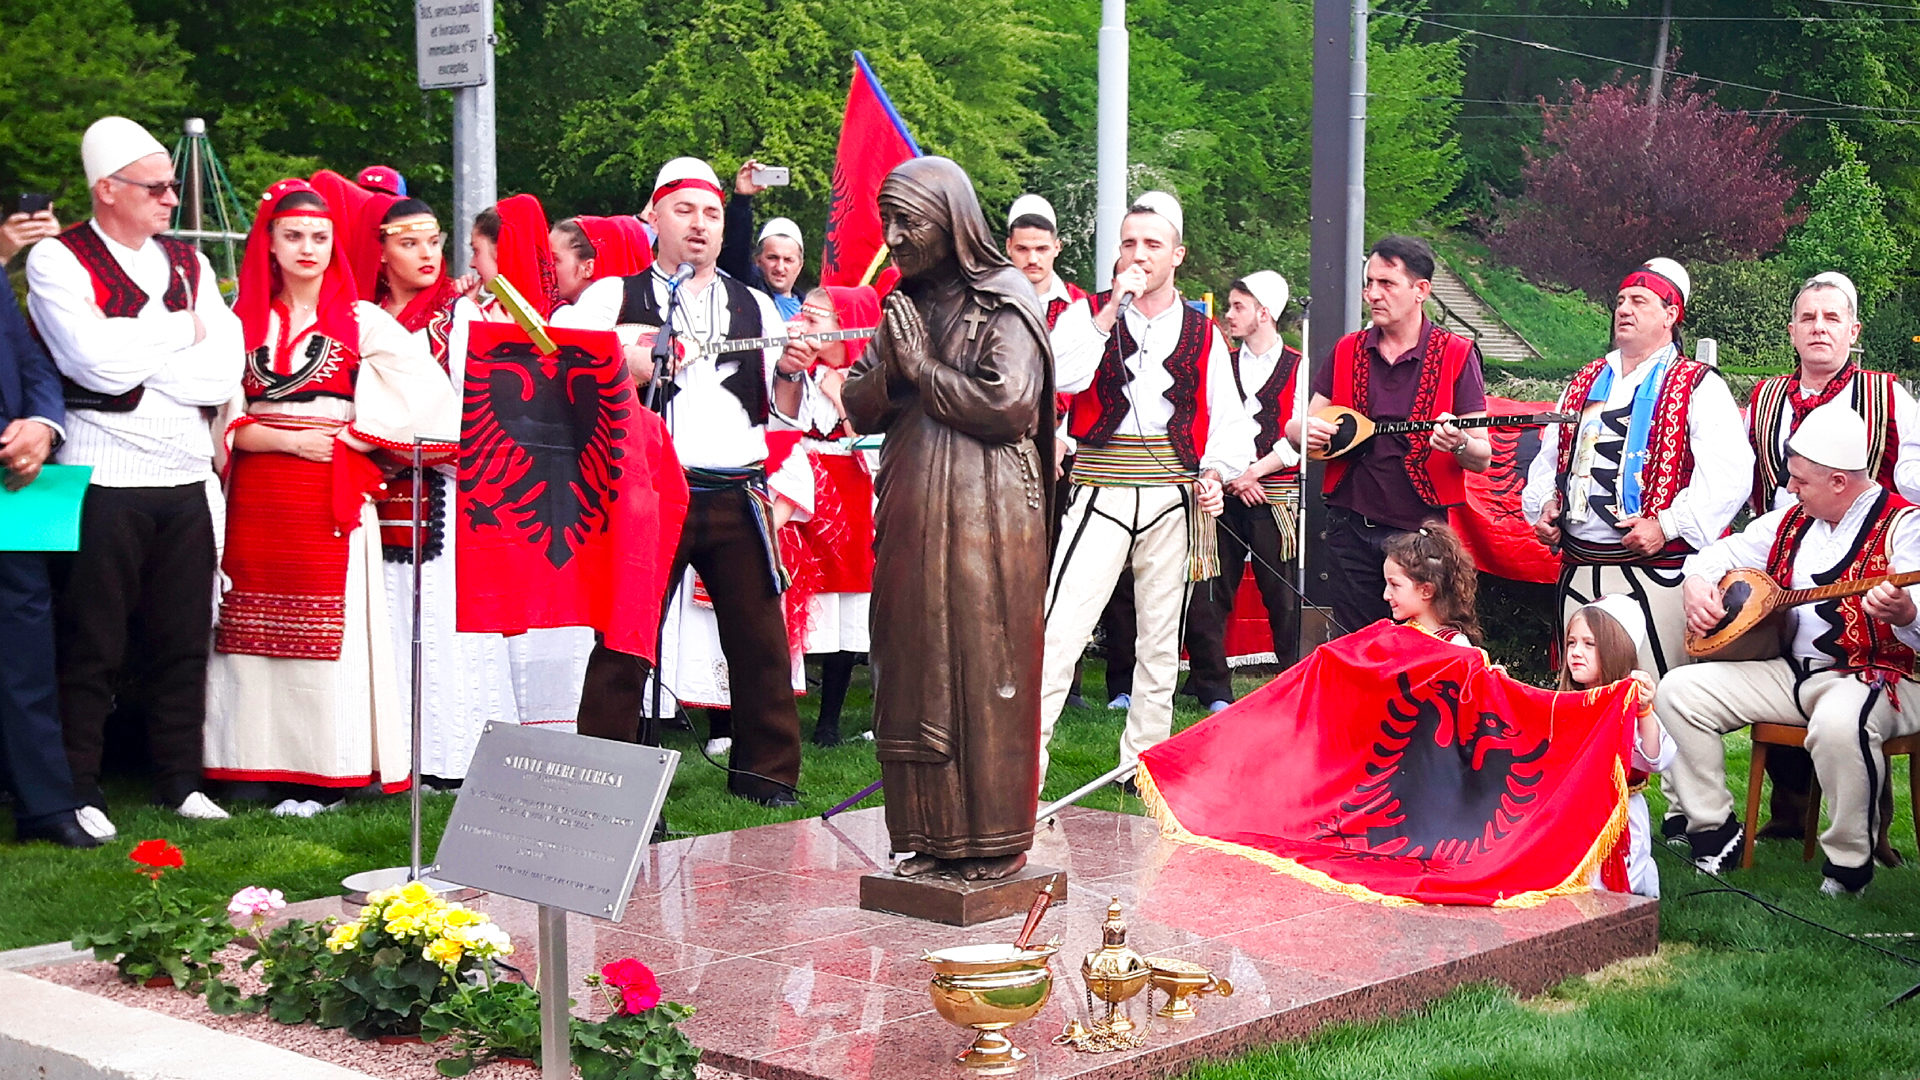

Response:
(1108, 694), (1132, 711)
(174, 791), (230, 820)
(270, 798), (306, 817)
(705, 738), (733, 758)
(76, 805), (118, 841)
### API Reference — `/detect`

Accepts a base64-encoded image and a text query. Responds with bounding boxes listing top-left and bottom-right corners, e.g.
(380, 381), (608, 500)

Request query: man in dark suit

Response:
(1, 206), (98, 848)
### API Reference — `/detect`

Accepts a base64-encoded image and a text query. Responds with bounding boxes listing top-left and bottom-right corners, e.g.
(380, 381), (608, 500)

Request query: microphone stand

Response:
(645, 275), (686, 414)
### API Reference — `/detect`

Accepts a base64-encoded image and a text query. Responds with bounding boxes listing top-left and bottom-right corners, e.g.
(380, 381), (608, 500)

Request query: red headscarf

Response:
(1618, 267), (1685, 323)
(823, 285), (881, 368)
(234, 178), (362, 361)
(309, 170), (397, 305)
(491, 194), (560, 319)
(574, 215), (656, 280)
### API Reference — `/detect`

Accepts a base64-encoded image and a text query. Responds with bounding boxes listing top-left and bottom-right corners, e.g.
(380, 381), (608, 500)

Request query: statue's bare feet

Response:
(959, 853), (1027, 881)
(894, 854), (942, 877)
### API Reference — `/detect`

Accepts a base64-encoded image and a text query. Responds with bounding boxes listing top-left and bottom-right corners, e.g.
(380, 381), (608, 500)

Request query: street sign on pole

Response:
(416, 0), (491, 90)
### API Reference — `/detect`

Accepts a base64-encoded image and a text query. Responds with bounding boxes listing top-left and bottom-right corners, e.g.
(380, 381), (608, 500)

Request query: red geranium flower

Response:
(129, 839), (184, 872)
(601, 958), (661, 1014)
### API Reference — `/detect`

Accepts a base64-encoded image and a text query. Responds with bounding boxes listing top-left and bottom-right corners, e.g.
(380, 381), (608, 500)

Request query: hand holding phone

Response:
(749, 166), (790, 188)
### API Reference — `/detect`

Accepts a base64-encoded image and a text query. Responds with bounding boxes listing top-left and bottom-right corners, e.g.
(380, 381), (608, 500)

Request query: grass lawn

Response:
(7, 658), (1920, 1078)
(1431, 233), (1610, 388)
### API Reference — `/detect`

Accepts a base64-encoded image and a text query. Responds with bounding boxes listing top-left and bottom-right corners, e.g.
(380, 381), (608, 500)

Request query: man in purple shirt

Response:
(1287, 236), (1489, 635)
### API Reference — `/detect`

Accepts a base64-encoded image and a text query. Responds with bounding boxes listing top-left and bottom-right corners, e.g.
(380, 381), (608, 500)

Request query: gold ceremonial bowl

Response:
(1144, 957), (1234, 1021)
(1080, 953), (1151, 1005)
(921, 944), (1057, 1072)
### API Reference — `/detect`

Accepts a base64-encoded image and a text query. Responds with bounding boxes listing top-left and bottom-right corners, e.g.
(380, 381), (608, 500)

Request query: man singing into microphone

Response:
(555, 157), (812, 806)
(1035, 192), (1254, 791)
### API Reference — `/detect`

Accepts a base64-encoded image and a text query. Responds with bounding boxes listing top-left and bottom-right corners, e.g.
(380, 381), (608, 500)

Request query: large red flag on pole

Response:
(1140, 622), (1635, 906)
(820, 51), (921, 287)
(456, 321), (689, 661)
(1449, 394), (1561, 584)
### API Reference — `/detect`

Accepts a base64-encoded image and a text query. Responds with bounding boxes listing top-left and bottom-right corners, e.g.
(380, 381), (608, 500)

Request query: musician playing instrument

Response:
(1286, 235), (1488, 636)
(1657, 404), (1920, 896)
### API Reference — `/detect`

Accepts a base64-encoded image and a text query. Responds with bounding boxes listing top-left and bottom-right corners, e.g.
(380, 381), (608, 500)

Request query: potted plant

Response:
(314, 881), (513, 1041)
(72, 840), (235, 992)
(572, 959), (701, 1080)
(422, 978), (543, 1074)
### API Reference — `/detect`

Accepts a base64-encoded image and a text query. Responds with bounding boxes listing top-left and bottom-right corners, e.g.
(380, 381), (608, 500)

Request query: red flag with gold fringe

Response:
(1139, 621), (1635, 906)
(456, 321), (688, 660)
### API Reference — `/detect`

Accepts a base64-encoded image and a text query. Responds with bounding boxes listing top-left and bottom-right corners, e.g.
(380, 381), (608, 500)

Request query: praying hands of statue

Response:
(882, 292), (932, 386)
(1617, 513), (1667, 557)
(1864, 580), (1919, 627)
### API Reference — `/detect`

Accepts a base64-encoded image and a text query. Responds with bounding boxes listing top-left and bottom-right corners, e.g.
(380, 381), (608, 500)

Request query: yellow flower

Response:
(442, 906), (484, 928)
(399, 882), (435, 905)
(424, 937), (464, 969)
(365, 886), (397, 907)
(385, 914), (423, 938)
(325, 923), (362, 953)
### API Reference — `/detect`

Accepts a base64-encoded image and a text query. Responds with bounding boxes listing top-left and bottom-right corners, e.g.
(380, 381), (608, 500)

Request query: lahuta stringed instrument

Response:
(1685, 566), (1920, 661)
(1306, 404), (1576, 462)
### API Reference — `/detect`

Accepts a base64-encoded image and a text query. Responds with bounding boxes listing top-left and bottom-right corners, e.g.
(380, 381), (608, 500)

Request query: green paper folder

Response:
(0, 464), (93, 551)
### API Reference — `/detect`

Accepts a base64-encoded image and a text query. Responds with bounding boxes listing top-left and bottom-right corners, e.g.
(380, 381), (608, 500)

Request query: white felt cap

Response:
(1642, 257), (1691, 304)
(1131, 190), (1183, 239)
(759, 217), (803, 246)
(650, 157), (724, 206)
(1789, 401), (1871, 472)
(1582, 595), (1647, 653)
(1805, 271), (1860, 318)
(1007, 193), (1057, 230)
(82, 116), (168, 188)
(1239, 271), (1288, 323)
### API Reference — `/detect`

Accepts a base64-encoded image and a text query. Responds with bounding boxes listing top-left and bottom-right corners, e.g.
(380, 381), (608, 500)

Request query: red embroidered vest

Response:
(51, 223), (201, 411)
(1554, 354), (1711, 519)
(1748, 368), (1899, 514)
(1321, 326), (1473, 507)
(1764, 489), (1918, 680)
(241, 303), (363, 405)
(1066, 296), (1214, 471)
(1235, 344), (1303, 481)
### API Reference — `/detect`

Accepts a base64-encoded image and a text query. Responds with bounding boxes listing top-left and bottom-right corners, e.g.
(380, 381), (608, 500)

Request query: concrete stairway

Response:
(1425, 258), (1540, 364)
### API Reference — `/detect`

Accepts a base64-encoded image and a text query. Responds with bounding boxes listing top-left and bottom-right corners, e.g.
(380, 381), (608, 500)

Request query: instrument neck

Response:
(1781, 569), (1920, 607)
(1372, 414), (1502, 436)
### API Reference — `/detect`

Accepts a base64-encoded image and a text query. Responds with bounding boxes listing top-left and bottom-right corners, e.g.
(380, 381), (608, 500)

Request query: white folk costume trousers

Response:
(1657, 659), (1920, 869)
(1039, 483), (1193, 784)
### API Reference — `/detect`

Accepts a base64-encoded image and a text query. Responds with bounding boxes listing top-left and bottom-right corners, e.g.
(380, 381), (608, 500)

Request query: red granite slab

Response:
(285, 805), (1654, 1079)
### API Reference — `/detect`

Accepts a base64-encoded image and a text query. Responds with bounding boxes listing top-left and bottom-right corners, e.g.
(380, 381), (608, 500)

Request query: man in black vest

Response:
(555, 157), (810, 806)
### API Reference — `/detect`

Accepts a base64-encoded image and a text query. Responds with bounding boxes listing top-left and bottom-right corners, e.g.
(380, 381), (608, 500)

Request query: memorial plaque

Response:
(415, 0), (491, 90)
(433, 723), (677, 920)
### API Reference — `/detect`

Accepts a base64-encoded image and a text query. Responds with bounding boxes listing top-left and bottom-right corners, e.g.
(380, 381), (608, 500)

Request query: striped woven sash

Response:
(1071, 435), (1221, 581)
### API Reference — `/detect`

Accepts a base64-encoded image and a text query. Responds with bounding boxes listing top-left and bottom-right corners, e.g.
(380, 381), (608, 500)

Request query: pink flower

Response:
(601, 958), (661, 1014)
(227, 886), (286, 920)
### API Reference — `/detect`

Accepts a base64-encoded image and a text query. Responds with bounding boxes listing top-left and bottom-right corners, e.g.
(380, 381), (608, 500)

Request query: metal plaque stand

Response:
(538, 906), (569, 1080)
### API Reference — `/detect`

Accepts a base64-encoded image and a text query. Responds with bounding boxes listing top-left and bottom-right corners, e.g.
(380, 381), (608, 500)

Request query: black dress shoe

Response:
(743, 790), (800, 808)
(17, 812), (105, 849)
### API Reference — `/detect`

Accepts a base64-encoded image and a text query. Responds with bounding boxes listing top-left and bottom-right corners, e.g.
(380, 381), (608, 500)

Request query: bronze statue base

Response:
(860, 863), (1066, 926)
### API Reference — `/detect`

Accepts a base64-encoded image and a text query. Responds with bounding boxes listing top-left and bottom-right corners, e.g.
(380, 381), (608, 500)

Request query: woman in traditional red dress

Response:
(204, 179), (460, 800)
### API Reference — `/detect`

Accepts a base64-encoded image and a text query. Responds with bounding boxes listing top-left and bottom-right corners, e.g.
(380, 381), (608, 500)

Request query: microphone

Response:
(667, 262), (695, 288)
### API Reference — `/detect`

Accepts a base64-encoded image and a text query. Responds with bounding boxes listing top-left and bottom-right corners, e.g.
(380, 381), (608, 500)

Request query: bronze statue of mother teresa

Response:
(841, 156), (1057, 882)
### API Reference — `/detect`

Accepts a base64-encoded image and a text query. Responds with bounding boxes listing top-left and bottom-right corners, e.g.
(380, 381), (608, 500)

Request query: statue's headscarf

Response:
(877, 157), (1047, 342)
(875, 156), (1058, 543)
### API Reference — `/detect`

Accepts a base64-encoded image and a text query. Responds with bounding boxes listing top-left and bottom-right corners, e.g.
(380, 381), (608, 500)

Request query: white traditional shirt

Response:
(1684, 486), (1920, 664)
(1754, 371), (1920, 512)
(1051, 293), (1255, 480)
(27, 220), (243, 487)
(1521, 345), (1751, 550)
(1232, 337), (1303, 468)
(553, 270), (805, 471)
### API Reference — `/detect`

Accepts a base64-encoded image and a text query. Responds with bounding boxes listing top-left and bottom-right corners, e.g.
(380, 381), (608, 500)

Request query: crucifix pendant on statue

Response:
(962, 309), (989, 341)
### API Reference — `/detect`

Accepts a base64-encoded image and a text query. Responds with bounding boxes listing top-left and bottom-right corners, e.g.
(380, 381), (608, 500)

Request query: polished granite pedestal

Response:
(294, 806), (1655, 1079)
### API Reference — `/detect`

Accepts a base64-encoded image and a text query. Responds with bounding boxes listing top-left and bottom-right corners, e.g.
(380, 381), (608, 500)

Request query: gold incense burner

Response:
(1143, 957), (1233, 1021)
(1054, 897), (1154, 1051)
(921, 943), (1058, 1072)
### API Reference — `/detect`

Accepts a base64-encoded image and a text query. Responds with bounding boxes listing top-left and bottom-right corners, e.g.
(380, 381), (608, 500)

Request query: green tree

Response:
(0, 0), (191, 203)
(1783, 127), (1908, 317)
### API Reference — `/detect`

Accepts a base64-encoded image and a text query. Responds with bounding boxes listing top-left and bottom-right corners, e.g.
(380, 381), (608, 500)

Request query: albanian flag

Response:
(820, 51), (920, 287)
(1450, 394), (1559, 584)
(456, 321), (689, 661)
(1139, 622), (1634, 906)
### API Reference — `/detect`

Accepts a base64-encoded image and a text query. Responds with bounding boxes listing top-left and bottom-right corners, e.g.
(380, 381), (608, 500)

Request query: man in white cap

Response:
(1182, 271), (1305, 711)
(1742, 271), (1920, 852)
(1038, 191), (1255, 789)
(1522, 257), (1749, 681)
(26, 116), (243, 834)
(556, 155), (812, 807)
(1006, 194), (1087, 330)
(1658, 402), (1920, 895)
(719, 159), (805, 318)
(1290, 235), (1490, 636)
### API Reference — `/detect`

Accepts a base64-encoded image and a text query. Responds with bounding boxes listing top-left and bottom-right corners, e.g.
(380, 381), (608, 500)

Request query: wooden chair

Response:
(1741, 723), (1920, 869)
